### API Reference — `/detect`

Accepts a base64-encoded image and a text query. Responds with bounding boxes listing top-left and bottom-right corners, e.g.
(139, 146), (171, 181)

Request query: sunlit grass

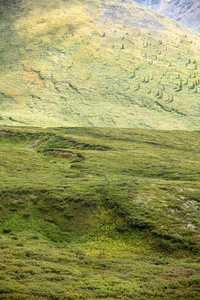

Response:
(0, 0), (200, 129)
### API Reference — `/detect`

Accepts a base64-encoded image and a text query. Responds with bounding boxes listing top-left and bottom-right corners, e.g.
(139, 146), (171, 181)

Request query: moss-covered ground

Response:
(0, 126), (200, 299)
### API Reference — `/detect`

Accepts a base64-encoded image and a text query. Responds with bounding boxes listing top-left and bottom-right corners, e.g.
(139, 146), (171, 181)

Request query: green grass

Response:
(1, 1), (200, 298)
(0, 0), (200, 129)
(0, 126), (200, 299)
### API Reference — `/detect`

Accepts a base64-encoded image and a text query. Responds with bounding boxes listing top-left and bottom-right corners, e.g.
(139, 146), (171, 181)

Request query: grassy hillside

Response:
(0, 126), (200, 299)
(0, 0), (200, 129)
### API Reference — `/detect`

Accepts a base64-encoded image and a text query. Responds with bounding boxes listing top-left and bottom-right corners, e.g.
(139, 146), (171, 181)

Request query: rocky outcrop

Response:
(135, 0), (200, 32)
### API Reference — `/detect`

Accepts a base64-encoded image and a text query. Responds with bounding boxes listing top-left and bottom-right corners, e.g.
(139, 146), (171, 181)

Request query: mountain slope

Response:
(0, 0), (200, 129)
(135, 0), (200, 32)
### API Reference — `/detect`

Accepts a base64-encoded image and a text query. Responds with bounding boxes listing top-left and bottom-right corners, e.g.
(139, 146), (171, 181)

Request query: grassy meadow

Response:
(0, 0), (200, 129)
(0, 126), (200, 299)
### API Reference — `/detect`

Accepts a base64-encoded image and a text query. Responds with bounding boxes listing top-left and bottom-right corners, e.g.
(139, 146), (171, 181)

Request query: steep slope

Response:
(135, 0), (200, 32)
(0, 0), (200, 129)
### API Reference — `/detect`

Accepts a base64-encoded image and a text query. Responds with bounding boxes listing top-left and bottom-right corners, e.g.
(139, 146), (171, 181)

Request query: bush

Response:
(3, 228), (12, 233)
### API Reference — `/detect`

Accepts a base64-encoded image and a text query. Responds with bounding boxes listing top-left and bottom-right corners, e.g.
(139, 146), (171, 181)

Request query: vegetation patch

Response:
(0, 126), (200, 299)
